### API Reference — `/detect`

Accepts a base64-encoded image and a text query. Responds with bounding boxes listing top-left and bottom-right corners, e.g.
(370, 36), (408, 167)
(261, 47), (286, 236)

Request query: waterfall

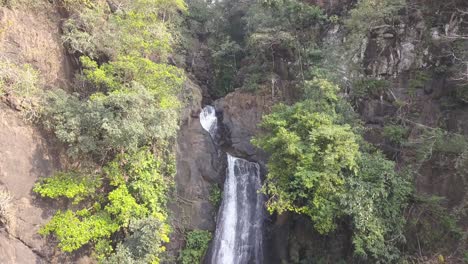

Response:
(200, 105), (218, 138)
(199, 106), (264, 264)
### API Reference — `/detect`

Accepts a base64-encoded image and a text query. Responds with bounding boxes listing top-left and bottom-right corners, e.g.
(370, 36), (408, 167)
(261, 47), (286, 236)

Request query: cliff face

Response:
(0, 3), (73, 88)
(0, 2), (76, 263)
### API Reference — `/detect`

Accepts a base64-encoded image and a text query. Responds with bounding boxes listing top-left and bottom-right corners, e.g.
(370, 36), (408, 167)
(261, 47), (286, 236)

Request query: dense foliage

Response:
(179, 230), (213, 264)
(33, 0), (186, 262)
(36, 149), (172, 261)
(33, 171), (101, 204)
(254, 78), (412, 261)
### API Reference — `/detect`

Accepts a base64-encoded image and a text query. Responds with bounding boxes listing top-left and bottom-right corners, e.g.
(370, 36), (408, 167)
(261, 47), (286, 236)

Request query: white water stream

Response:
(200, 105), (264, 264)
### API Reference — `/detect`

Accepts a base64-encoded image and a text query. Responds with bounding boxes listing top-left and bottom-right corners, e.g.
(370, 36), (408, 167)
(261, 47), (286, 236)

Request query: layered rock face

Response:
(167, 79), (224, 258)
(0, 104), (59, 264)
(0, 4), (73, 88)
(0, 2), (73, 263)
(214, 90), (272, 163)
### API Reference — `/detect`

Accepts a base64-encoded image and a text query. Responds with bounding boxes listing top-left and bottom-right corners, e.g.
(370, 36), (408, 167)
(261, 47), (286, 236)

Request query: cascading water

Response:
(199, 105), (264, 264)
(200, 105), (218, 139)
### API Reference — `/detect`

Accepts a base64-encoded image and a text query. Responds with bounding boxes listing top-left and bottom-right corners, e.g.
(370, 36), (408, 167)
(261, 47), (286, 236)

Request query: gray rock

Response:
(399, 42), (416, 71)
(214, 90), (269, 162)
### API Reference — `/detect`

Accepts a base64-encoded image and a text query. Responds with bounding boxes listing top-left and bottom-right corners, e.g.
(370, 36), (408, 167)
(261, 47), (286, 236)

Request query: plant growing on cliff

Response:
(40, 55), (184, 160)
(383, 124), (408, 146)
(253, 100), (360, 233)
(0, 61), (43, 119)
(104, 217), (171, 264)
(254, 78), (412, 261)
(179, 230), (213, 264)
(209, 185), (222, 208)
(33, 171), (102, 204)
(35, 148), (173, 260)
(0, 188), (13, 230)
(345, 0), (405, 49)
(61, 0), (186, 60)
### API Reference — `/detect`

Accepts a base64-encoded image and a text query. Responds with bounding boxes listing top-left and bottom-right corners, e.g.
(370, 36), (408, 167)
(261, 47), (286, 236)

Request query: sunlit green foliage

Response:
(62, 0), (187, 60)
(39, 55), (184, 160)
(33, 171), (101, 204)
(39, 209), (119, 252)
(253, 79), (360, 233)
(106, 149), (172, 217)
(81, 56), (184, 104)
(105, 185), (147, 225)
(180, 230), (212, 264)
(254, 78), (412, 261)
(254, 101), (360, 233)
(35, 148), (173, 260)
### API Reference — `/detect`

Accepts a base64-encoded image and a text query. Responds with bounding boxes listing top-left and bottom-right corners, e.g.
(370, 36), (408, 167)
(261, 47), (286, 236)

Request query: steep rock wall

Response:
(0, 2), (74, 263)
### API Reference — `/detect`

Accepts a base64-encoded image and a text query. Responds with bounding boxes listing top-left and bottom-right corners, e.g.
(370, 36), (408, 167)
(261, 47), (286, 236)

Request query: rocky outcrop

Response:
(167, 79), (225, 260)
(0, 104), (59, 263)
(0, 3), (73, 88)
(214, 90), (273, 163)
(0, 2), (74, 263)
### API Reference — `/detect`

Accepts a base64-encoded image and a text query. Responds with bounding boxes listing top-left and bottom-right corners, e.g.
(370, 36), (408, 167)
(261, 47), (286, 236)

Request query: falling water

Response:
(200, 105), (218, 138)
(199, 106), (264, 264)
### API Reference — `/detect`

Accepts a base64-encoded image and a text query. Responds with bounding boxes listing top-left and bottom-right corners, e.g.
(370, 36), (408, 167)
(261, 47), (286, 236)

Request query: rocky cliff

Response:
(0, 2), (69, 263)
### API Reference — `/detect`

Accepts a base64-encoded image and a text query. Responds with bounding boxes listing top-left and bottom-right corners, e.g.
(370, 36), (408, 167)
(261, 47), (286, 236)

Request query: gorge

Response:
(0, 0), (466, 263)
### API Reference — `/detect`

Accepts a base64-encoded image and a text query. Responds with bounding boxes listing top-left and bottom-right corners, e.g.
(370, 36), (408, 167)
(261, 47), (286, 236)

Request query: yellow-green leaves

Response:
(36, 149), (173, 259)
(33, 172), (102, 204)
(39, 210), (119, 253)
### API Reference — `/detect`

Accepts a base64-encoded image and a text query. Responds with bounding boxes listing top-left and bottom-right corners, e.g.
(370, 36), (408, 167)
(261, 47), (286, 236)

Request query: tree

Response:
(41, 84), (179, 159)
(254, 78), (411, 261)
(104, 217), (171, 264)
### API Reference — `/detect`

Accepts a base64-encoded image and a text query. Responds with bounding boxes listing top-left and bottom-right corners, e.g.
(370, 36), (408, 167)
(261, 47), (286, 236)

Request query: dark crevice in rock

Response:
(2, 228), (47, 260)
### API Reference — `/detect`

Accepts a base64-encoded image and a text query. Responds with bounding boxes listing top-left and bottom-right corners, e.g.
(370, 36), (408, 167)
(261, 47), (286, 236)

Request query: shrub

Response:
(404, 195), (463, 257)
(61, 0), (186, 60)
(33, 171), (101, 204)
(180, 230), (213, 264)
(40, 56), (184, 159)
(36, 149), (173, 257)
(41, 86), (179, 159)
(39, 209), (119, 252)
(209, 185), (222, 208)
(0, 61), (42, 118)
(351, 78), (390, 100)
(383, 124), (408, 145)
(345, 0), (404, 52)
(104, 217), (171, 264)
